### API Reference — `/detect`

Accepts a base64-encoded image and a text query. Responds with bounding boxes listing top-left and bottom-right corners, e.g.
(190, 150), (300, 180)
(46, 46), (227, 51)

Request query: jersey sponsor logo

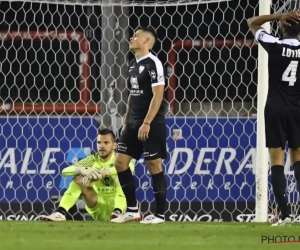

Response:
(130, 76), (139, 89)
(97, 187), (116, 193)
(116, 143), (127, 152)
(130, 76), (142, 96)
(130, 89), (144, 96)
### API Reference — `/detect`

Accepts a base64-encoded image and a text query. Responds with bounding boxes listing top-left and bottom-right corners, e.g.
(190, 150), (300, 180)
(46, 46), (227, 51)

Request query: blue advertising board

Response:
(0, 117), (297, 204)
(0, 116), (98, 203)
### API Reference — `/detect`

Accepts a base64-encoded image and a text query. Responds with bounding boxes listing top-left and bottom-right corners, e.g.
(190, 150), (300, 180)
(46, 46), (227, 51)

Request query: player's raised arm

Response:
(248, 12), (300, 37)
(247, 12), (300, 53)
(247, 13), (281, 36)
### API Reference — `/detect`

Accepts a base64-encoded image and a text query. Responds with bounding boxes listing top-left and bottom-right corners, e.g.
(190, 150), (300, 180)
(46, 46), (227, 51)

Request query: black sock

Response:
(293, 161), (300, 195)
(117, 168), (137, 211)
(271, 165), (289, 220)
(56, 206), (67, 215)
(152, 171), (167, 218)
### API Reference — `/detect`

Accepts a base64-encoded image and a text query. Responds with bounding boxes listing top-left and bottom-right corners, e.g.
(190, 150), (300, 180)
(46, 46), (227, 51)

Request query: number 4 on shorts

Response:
(282, 60), (299, 86)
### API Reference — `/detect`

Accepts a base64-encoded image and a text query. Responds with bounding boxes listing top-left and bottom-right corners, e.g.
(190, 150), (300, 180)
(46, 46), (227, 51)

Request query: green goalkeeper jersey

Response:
(61, 153), (135, 209)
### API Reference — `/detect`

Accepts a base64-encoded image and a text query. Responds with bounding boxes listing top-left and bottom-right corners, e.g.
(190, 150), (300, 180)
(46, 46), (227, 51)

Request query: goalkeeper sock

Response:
(271, 165), (289, 220)
(117, 168), (138, 211)
(293, 161), (300, 198)
(57, 181), (82, 214)
(152, 171), (167, 217)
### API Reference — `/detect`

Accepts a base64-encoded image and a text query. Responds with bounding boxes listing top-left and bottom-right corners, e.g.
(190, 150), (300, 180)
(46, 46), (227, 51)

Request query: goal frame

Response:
(167, 39), (258, 115)
(0, 30), (100, 115)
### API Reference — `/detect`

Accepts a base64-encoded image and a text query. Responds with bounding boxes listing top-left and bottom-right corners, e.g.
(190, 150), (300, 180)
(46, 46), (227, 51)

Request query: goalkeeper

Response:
(41, 128), (135, 222)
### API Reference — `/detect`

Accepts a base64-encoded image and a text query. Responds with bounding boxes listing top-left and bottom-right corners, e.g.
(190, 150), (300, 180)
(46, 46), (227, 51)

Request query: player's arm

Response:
(62, 155), (101, 180)
(123, 94), (131, 128)
(247, 14), (283, 37)
(248, 12), (300, 37)
(247, 13), (299, 52)
(143, 62), (165, 125)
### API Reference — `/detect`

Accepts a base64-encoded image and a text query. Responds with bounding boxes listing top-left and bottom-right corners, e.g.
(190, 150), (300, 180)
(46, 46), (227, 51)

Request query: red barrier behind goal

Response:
(0, 30), (100, 115)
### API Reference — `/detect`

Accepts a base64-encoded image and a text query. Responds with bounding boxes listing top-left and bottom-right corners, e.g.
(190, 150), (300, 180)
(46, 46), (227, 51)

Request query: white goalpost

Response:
(0, 0), (299, 222)
(254, 0), (270, 223)
(255, 0), (300, 222)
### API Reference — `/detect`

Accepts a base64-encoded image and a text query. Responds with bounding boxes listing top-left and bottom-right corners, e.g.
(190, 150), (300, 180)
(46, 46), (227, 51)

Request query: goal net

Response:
(0, 0), (299, 222)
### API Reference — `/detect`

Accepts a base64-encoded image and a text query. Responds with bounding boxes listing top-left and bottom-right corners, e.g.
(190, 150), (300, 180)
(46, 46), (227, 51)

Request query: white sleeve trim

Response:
(149, 54), (165, 83)
(255, 28), (278, 43)
(255, 29), (265, 42)
(151, 82), (165, 87)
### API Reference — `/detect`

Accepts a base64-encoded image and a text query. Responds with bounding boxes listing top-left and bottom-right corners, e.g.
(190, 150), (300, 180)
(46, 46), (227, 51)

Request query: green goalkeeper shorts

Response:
(85, 194), (115, 222)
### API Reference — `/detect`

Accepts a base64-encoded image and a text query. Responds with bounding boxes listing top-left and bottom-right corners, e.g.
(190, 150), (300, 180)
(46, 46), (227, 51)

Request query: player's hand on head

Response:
(280, 11), (300, 26)
(138, 123), (150, 141)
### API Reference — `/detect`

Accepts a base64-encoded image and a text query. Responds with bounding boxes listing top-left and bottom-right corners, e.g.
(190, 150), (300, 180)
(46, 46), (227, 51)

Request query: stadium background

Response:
(0, 0), (299, 222)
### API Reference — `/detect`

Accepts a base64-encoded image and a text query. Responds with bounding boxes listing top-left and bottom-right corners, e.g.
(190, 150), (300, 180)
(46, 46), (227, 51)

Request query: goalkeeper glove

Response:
(100, 169), (111, 177)
(75, 167), (103, 180)
(82, 176), (98, 187)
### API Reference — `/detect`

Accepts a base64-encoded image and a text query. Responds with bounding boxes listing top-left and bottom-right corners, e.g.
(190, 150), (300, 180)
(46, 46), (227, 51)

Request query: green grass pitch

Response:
(2, 221), (300, 250)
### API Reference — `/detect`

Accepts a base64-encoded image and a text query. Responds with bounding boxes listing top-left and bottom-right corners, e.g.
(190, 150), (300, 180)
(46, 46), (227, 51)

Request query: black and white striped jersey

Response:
(256, 29), (300, 108)
(127, 53), (166, 124)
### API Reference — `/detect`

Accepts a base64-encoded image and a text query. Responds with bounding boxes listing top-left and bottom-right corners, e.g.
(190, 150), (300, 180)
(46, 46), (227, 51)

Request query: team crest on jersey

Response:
(102, 176), (114, 186)
(139, 66), (145, 73)
(109, 164), (114, 168)
(149, 70), (156, 81)
(130, 76), (139, 89)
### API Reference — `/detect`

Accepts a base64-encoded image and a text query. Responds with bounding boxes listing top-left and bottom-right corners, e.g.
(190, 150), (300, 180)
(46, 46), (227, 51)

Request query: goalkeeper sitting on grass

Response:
(41, 128), (135, 222)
